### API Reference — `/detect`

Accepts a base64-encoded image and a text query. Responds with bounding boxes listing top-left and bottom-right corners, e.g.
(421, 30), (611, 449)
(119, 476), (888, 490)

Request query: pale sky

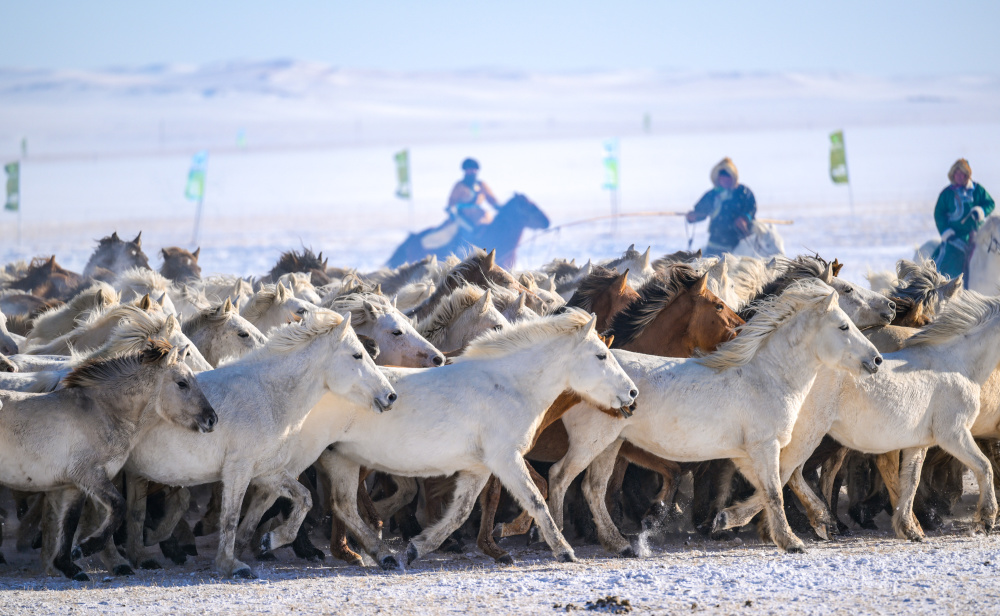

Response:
(3, 0), (999, 75)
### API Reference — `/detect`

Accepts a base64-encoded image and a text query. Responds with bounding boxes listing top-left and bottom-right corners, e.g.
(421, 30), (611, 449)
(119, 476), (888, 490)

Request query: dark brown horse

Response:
(267, 247), (331, 286)
(83, 231), (151, 281)
(4, 256), (83, 301)
(160, 247), (202, 284)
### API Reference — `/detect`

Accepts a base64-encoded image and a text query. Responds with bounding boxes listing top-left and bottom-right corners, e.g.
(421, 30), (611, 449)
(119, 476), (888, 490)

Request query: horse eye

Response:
(296, 308), (307, 315)
(843, 287), (852, 294)
(238, 331), (250, 338)
(597, 353), (607, 361)
(493, 325), (503, 332)
(839, 324), (849, 331)
(352, 352), (363, 360)
(392, 330), (403, 336)
(176, 381), (189, 389)
(716, 304), (724, 311)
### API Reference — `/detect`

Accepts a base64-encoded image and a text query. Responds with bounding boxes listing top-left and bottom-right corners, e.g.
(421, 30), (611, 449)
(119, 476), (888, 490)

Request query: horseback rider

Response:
(934, 158), (995, 278)
(685, 157), (757, 256)
(447, 158), (501, 232)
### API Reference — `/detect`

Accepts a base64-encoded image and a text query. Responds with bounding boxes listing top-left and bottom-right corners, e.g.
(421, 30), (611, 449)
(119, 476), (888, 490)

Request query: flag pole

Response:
(844, 131), (855, 217)
(191, 192), (204, 246)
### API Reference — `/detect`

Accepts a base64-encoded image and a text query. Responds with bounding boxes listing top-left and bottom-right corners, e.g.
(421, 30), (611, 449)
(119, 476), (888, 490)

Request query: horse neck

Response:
(936, 321), (1000, 385)
(239, 340), (335, 423)
(84, 372), (159, 432)
(474, 339), (579, 417)
(620, 296), (696, 357)
(747, 309), (828, 398)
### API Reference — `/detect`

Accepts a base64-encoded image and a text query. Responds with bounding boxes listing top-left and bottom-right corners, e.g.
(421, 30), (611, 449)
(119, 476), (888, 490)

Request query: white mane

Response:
(263, 308), (346, 354)
(903, 291), (1000, 348)
(456, 307), (592, 361)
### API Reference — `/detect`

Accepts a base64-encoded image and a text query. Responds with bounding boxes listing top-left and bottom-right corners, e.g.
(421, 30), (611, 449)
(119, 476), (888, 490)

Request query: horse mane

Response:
(115, 267), (173, 294)
(240, 284), (289, 323)
(888, 259), (952, 321)
(181, 301), (237, 337)
(903, 291), (1000, 348)
(416, 284), (487, 340)
(566, 265), (624, 313)
(263, 308), (345, 353)
(652, 249), (702, 273)
(268, 248), (327, 280)
(606, 264), (702, 348)
(542, 258), (580, 284)
(63, 339), (173, 389)
(457, 307), (592, 361)
(6, 256), (79, 292)
(699, 278), (834, 371)
(30, 281), (119, 329)
(739, 255), (831, 320)
(87, 310), (180, 360)
(329, 293), (393, 327)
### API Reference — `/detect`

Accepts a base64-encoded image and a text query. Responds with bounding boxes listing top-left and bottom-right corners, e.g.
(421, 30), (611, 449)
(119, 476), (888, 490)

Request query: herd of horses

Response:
(0, 230), (999, 583)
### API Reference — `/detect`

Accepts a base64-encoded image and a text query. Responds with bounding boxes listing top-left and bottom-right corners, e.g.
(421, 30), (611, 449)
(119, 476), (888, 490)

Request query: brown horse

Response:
(267, 247), (331, 286)
(4, 256), (83, 301)
(160, 247), (202, 284)
(83, 231), (151, 281)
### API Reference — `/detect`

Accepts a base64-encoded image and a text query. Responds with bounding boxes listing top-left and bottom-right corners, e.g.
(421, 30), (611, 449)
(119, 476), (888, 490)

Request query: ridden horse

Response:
(0, 341), (216, 580)
(550, 279), (882, 555)
(3, 255), (83, 301)
(386, 194), (549, 270)
(83, 231), (151, 280)
(160, 247), (203, 284)
(124, 310), (396, 578)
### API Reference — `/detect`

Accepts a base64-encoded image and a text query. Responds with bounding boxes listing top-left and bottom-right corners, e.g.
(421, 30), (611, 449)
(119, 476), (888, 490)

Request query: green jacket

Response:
(934, 182), (994, 242)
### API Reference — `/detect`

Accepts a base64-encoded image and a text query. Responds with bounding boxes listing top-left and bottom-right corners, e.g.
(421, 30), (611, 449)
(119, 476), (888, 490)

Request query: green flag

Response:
(4, 161), (19, 212)
(602, 139), (619, 190)
(185, 150), (208, 201)
(394, 149), (411, 199)
(829, 130), (849, 184)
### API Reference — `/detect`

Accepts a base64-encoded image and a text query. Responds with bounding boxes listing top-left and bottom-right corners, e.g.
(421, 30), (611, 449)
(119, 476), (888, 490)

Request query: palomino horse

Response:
(124, 309), (396, 578)
(239, 282), (317, 335)
(181, 299), (268, 367)
(747, 291), (1000, 543)
(415, 285), (509, 354)
(0, 341), (216, 580)
(82, 231), (151, 280)
(160, 246), (202, 284)
(316, 308), (636, 568)
(549, 279), (882, 555)
(329, 292), (445, 367)
(386, 194), (549, 270)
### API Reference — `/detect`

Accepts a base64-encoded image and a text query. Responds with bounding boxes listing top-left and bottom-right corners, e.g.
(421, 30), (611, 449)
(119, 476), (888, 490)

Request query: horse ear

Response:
(614, 270), (629, 294)
(157, 292), (166, 307)
(831, 259), (843, 277)
(626, 243), (635, 253)
(477, 289), (493, 314)
(692, 274), (708, 294)
(111, 231), (120, 241)
(579, 313), (598, 340)
(942, 275), (963, 299)
(545, 277), (557, 293)
(276, 283), (288, 301)
(569, 258), (576, 266)
(222, 297), (234, 314)
(336, 312), (353, 340)
(193, 247), (200, 261)
(516, 292), (527, 311)
(161, 248), (168, 259)
(821, 262), (834, 284)
(133, 232), (142, 248)
(641, 247), (651, 270)
(604, 333), (614, 348)
(694, 249), (703, 258)
(391, 295), (398, 309)
(362, 300), (378, 320)
(484, 249), (496, 271)
(823, 292), (838, 312)
(139, 294), (152, 310)
(374, 284), (383, 295)
(581, 259), (593, 276)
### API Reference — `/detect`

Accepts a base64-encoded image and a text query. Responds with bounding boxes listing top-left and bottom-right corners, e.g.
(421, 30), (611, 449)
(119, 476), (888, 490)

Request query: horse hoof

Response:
(380, 554), (400, 571)
(113, 564), (134, 577)
(528, 526), (541, 545)
(70, 546), (82, 561)
(140, 559), (161, 570)
(557, 551), (577, 563)
(259, 533), (274, 554)
(619, 546), (636, 558)
(492, 523), (504, 540)
(710, 512), (728, 536)
(256, 552), (278, 562)
(785, 544), (806, 554)
(440, 536), (464, 554)
(232, 567), (257, 580)
(182, 544), (198, 557)
(72, 571), (90, 582)
(497, 554), (515, 566)
(405, 543), (419, 567)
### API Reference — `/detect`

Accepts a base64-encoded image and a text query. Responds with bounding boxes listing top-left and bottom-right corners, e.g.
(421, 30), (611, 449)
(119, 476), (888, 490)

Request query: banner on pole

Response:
(602, 139), (619, 190)
(4, 162), (18, 212)
(185, 150), (209, 201)
(829, 130), (849, 184)
(394, 149), (411, 199)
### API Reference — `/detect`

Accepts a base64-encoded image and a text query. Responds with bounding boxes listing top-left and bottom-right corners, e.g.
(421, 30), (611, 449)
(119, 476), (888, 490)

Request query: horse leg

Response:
(406, 470), (491, 566)
(492, 455), (576, 563)
(547, 429), (620, 532)
(356, 472), (383, 535)
(496, 463), (547, 539)
(253, 472), (314, 556)
(124, 473), (161, 569)
(475, 475), (511, 564)
(373, 475), (419, 521)
(937, 429), (998, 532)
(619, 443), (683, 529)
(786, 466), (834, 540)
(819, 446), (848, 508)
(144, 487), (190, 547)
(740, 443), (805, 553)
(194, 482), (223, 537)
(16, 492), (44, 552)
(48, 488), (89, 581)
(874, 451), (902, 508)
(603, 454), (629, 527)
(215, 470), (255, 578)
(580, 440), (632, 556)
(892, 447), (928, 541)
(73, 473), (126, 559)
(319, 450), (396, 569)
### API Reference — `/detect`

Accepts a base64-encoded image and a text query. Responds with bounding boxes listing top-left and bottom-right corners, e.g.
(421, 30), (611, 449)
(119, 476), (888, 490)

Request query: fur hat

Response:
(710, 157), (739, 187)
(948, 158), (972, 184)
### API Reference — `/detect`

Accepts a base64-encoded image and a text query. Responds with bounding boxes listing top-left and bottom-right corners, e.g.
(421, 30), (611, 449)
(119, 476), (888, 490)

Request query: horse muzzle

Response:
(197, 408), (218, 433)
(618, 401), (637, 419)
(374, 391), (397, 413)
(862, 355), (883, 375)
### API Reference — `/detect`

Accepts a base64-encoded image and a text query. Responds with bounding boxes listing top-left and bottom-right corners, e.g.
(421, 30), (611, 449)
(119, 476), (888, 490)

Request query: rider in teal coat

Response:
(934, 158), (995, 278)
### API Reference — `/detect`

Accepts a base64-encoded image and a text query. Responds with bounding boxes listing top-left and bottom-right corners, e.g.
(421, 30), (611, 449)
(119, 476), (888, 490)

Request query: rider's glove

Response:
(941, 228), (956, 243)
(971, 206), (986, 224)
(734, 217), (751, 238)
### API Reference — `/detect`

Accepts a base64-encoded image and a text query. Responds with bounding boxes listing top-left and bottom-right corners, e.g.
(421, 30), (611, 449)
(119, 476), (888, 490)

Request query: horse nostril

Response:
(387, 392), (397, 403)
(629, 389), (638, 399)
(433, 355), (444, 366)
(887, 301), (896, 311)
(874, 356), (883, 366)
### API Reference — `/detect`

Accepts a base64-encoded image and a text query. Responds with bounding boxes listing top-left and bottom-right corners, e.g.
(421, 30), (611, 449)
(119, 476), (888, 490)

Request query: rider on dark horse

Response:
(422, 158), (500, 250)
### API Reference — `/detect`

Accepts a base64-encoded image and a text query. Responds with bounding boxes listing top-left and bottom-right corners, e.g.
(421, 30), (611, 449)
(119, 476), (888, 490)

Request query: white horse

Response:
(240, 282), (316, 335)
(114, 267), (177, 316)
(123, 309), (396, 578)
(329, 292), (445, 367)
(181, 298), (268, 367)
(0, 309), (19, 356)
(547, 279), (882, 555)
(415, 285), (509, 354)
(314, 308), (636, 568)
(23, 299), (160, 356)
(726, 291), (1000, 543)
(732, 220), (786, 258)
(277, 272), (324, 305)
(967, 215), (1000, 294)
(23, 281), (119, 346)
(0, 341), (216, 580)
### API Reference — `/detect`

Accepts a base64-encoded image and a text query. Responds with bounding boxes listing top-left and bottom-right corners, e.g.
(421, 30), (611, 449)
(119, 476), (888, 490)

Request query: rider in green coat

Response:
(934, 158), (995, 279)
